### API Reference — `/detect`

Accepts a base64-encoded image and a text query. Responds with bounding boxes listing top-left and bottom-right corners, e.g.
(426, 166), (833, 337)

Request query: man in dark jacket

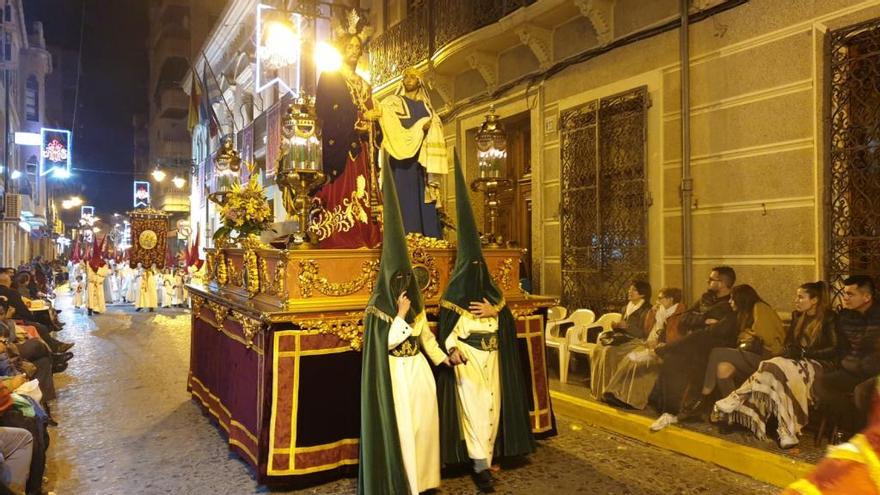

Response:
(815, 275), (880, 433)
(649, 266), (737, 430)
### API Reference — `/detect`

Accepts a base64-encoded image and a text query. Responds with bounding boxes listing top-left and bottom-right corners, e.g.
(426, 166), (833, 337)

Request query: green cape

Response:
(436, 152), (536, 465)
(358, 156), (426, 494)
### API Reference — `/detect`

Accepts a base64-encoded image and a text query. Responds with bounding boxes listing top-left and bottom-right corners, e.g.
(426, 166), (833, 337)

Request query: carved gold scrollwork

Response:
(274, 257), (289, 302)
(206, 300), (230, 328)
(244, 249), (260, 297)
(409, 247), (440, 299)
(258, 257), (270, 294)
(298, 259), (379, 298)
(228, 311), (264, 349)
(492, 258), (515, 291)
(191, 294), (203, 318)
(216, 251), (228, 285)
(295, 312), (365, 351)
(228, 260), (244, 288)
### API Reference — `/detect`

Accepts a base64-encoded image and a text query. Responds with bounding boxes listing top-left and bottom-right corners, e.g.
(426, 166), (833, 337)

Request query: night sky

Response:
(26, 0), (148, 216)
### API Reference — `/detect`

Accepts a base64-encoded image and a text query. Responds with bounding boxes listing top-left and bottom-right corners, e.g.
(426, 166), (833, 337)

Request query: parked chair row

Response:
(544, 306), (622, 384)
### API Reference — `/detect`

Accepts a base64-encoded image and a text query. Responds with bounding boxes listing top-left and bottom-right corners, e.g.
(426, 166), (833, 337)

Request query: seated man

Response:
(0, 426), (33, 495)
(815, 275), (880, 434)
(649, 266), (737, 431)
(0, 274), (72, 354)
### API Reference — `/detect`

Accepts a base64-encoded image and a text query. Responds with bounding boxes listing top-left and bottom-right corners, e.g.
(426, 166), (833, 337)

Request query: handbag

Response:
(599, 329), (634, 347)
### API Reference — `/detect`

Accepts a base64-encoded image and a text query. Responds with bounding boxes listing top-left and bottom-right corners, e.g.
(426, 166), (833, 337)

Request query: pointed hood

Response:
(443, 152), (503, 309)
(71, 238), (81, 264)
(367, 160), (423, 321)
(88, 236), (107, 272)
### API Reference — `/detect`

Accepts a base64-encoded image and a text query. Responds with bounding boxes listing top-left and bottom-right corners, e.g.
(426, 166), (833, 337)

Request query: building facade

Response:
(146, 0), (224, 256)
(184, 0), (880, 313)
(0, 0), (56, 266)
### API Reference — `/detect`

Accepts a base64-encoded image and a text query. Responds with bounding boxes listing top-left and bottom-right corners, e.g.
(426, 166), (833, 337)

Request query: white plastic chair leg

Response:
(559, 344), (570, 384)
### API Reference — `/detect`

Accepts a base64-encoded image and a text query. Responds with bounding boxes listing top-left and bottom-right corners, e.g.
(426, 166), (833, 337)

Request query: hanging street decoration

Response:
(39, 127), (73, 177)
(133, 181), (151, 208)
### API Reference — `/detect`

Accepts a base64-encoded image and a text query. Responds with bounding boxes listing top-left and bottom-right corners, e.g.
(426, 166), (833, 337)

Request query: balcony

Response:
(156, 87), (189, 120)
(369, 0), (537, 87)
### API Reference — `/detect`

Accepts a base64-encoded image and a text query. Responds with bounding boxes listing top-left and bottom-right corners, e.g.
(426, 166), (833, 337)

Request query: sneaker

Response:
(714, 394), (744, 415)
(778, 431), (799, 449)
(650, 413), (678, 432)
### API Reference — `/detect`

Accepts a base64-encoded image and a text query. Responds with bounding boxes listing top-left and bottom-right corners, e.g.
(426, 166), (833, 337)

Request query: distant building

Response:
(146, 0), (223, 256)
(0, 0), (57, 265)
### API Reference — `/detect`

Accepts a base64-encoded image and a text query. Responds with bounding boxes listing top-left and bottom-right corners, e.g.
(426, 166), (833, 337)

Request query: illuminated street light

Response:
(262, 19), (300, 70)
(172, 176), (186, 189)
(52, 168), (71, 179)
(10, 170), (21, 179)
(152, 167), (166, 182)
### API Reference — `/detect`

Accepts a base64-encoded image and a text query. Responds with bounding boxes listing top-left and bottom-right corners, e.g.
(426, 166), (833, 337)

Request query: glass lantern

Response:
(475, 105), (507, 179)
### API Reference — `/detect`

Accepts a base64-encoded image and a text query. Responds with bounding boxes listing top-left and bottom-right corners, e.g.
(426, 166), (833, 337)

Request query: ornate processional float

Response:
(186, 5), (555, 488)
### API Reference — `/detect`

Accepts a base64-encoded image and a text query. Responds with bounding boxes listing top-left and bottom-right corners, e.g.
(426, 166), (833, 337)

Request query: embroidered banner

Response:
(266, 104), (281, 178)
(128, 208), (170, 269)
(241, 124), (254, 183)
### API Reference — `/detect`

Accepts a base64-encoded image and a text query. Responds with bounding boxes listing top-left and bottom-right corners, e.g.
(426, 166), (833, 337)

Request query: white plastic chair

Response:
(563, 312), (622, 384)
(554, 309), (596, 384)
(543, 306), (569, 354)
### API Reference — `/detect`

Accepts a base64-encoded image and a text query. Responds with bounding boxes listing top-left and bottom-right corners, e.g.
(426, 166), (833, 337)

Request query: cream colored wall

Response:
(439, 0), (880, 311)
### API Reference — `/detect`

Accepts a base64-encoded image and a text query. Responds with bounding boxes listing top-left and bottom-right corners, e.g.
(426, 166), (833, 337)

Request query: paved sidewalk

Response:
(44, 295), (776, 494)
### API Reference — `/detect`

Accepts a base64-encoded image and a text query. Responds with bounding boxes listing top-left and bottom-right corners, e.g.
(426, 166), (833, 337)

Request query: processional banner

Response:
(128, 208), (170, 269)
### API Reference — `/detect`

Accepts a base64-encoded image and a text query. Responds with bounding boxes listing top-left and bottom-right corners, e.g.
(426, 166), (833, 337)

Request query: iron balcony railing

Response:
(369, 0), (537, 87)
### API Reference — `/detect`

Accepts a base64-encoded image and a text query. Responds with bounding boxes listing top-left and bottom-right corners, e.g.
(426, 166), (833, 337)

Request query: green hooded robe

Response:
(436, 153), (536, 465)
(358, 156), (430, 494)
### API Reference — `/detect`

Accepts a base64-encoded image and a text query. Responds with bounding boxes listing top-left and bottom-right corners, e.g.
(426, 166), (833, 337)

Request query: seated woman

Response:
(590, 280), (652, 400)
(714, 281), (836, 448)
(678, 284), (786, 420)
(603, 287), (686, 409)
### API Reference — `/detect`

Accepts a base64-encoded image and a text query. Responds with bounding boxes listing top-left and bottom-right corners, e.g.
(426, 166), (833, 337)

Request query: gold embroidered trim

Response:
(390, 336), (421, 357)
(459, 334), (499, 352)
(364, 305), (393, 323)
(309, 175), (371, 241)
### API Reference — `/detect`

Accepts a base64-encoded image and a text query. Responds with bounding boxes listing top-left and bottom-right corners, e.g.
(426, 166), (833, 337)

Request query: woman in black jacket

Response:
(712, 281), (837, 448)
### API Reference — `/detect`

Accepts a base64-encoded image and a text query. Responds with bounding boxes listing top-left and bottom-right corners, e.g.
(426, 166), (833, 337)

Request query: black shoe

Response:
(56, 342), (75, 353)
(87, 309), (93, 315)
(52, 361), (68, 373)
(472, 470), (495, 493)
(135, 308), (141, 312)
(52, 351), (74, 364)
(677, 397), (708, 422)
(149, 308), (154, 312)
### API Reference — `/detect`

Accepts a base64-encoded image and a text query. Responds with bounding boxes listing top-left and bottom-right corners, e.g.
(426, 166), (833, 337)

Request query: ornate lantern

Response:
(475, 105), (507, 179)
(276, 97), (326, 248)
(209, 137), (243, 206)
(471, 105), (512, 247)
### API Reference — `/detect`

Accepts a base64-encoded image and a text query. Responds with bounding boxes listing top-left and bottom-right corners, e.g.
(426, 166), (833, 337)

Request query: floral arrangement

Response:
(213, 174), (274, 244)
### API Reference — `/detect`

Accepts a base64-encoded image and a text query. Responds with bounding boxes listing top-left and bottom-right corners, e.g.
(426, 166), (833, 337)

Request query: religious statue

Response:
(378, 67), (448, 239)
(310, 10), (382, 249)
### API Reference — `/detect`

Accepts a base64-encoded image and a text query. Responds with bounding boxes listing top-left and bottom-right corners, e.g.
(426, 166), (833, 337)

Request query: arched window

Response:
(25, 75), (38, 121)
(4, 2), (11, 23)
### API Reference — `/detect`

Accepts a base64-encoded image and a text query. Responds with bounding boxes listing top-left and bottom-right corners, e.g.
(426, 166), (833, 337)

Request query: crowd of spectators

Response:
(584, 266), (879, 451)
(0, 257), (72, 494)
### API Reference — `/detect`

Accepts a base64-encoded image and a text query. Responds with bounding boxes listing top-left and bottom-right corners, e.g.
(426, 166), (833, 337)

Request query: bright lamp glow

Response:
(14, 132), (40, 145)
(52, 168), (71, 179)
(152, 168), (166, 182)
(10, 170), (21, 179)
(315, 42), (342, 74)
(70, 196), (83, 207)
(172, 176), (186, 189)
(61, 200), (73, 209)
(263, 20), (300, 69)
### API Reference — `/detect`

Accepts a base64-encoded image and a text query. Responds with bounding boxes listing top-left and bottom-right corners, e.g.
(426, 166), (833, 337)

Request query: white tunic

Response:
(86, 265), (112, 313)
(72, 281), (84, 307)
(137, 269), (158, 309)
(127, 268), (141, 303)
(388, 316), (446, 494)
(444, 314), (502, 465)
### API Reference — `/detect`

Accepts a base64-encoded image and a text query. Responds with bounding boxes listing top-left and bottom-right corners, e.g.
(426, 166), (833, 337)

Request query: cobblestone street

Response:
(43, 295), (776, 494)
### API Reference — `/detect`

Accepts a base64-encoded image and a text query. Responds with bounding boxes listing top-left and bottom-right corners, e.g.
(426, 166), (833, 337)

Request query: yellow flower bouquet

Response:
(213, 174), (274, 244)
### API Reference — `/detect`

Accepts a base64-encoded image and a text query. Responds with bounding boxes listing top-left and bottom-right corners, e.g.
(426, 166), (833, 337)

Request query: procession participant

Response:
(127, 263), (142, 305)
(103, 260), (116, 305)
(436, 154), (535, 492)
(173, 269), (185, 307)
(359, 155), (451, 495)
(312, 10), (382, 249)
(135, 264), (158, 312)
(377, 67), (447, 238)
(72, 275), (84, 309)
(86, 244), (111, 316)
(116, 264), (130, 303)
(161, 269), (174, 309)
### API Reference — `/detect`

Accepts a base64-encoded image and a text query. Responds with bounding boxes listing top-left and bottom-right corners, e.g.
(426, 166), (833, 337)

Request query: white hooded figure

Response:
(128, 263), (142, 303)
(87, 262), (112, 315)
(136, 263), (158, 311)
(72, 275), (85, 308)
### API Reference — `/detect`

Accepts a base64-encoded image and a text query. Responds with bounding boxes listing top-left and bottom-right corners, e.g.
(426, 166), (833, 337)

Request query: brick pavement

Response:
(43, 296), (776, 494)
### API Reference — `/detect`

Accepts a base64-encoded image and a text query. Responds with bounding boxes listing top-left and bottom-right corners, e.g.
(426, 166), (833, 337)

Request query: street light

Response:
(172, 176), (186, 189)
(9, 170), (20, 179)
(151, 167), (166, 182)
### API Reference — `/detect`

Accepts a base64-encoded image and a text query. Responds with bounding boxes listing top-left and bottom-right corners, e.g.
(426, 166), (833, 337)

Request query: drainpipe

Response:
(679, 0), (694, 300)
